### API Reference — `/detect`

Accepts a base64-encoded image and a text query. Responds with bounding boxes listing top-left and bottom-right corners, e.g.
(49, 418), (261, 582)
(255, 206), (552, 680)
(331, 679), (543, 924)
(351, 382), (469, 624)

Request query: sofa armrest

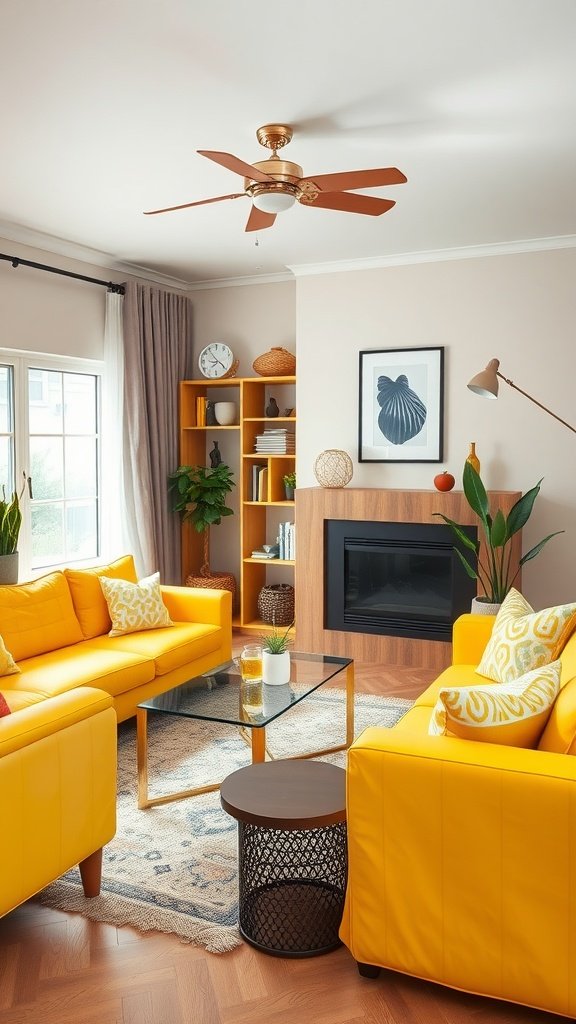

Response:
(0, 687), (114, 758)
(451, 612), (495, 665)
(341, 726), (576, 1017)
(160, 585), (232, 628)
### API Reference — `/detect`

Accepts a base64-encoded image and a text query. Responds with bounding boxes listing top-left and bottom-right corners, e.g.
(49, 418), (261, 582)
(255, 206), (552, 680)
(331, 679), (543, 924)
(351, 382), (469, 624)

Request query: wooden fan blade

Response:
(144, 193), (244, 215)
(302, 167), (407, 192)
(197, 150), (274, 183)
(304, 192), (396, 216)
(245, 206), (277, 232)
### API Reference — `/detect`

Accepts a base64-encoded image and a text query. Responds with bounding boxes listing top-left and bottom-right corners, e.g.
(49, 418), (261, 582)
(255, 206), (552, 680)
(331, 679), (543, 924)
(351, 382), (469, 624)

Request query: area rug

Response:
(38, 689), (411, 951)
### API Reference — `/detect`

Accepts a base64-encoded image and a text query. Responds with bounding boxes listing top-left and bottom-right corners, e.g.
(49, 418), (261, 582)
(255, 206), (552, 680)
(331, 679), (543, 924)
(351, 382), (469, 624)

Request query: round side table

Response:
(220, 760), (347, 958)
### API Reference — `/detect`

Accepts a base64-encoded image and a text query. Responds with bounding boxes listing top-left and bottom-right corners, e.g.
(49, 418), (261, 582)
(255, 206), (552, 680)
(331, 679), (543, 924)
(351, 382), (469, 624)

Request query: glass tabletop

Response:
(138, 652), (353, 729)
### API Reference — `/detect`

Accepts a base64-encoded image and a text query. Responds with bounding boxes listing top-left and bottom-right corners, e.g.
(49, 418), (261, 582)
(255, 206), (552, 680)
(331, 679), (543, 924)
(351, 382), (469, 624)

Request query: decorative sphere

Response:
(314, 449), (354, 488)
(434, 471), (455, 492)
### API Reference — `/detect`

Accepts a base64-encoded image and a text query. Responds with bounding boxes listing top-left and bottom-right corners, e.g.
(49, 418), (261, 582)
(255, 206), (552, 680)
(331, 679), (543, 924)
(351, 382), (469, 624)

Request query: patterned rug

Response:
(38, 688), (411, 952)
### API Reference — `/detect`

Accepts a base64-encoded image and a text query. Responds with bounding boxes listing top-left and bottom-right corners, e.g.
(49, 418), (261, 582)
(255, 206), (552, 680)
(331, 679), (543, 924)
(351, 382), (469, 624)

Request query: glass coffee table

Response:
(136, 652), (354, 809)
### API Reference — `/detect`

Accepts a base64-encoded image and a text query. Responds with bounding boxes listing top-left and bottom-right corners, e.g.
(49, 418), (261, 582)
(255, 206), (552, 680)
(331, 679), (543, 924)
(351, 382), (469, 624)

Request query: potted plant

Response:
(261, 621), (293, 685)
(283, 472), (296, 501)
(434, 462), (563, 611)
(168, 462), (235, 586)
(0, 476), (26, 584)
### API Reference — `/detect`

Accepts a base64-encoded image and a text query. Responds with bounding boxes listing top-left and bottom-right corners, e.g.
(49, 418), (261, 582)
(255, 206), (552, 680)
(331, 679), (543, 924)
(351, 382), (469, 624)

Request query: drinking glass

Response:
(239, 644), (263, 714)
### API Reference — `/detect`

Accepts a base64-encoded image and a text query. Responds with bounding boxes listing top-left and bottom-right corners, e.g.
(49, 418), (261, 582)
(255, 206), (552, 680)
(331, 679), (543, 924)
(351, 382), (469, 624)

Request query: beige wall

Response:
(296, 249), (576, 607)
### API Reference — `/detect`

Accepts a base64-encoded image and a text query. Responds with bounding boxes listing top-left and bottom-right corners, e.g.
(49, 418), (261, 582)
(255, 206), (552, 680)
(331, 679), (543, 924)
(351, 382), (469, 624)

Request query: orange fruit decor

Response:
(434, 471), (455, 492)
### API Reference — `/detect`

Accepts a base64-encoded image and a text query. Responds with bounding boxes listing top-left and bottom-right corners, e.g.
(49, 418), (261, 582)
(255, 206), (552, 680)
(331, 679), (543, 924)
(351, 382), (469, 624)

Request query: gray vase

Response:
(471, 596), (501, 616)
(0, 552), (19, 584)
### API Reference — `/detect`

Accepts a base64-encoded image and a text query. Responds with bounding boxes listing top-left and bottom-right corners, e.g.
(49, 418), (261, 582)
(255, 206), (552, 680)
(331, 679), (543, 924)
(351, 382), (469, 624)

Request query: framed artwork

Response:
(358, 346), (444, 463)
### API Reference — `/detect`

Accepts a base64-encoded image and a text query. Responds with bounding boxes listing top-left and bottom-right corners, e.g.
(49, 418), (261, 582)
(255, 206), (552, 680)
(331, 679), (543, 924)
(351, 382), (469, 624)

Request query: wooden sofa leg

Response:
(357, 962), (381, 979)
(79, 848), (103, 898)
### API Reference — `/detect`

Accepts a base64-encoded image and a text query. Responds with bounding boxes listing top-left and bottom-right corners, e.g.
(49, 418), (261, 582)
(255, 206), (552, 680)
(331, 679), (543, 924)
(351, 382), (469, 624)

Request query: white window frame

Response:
(0, 348), (104, 578)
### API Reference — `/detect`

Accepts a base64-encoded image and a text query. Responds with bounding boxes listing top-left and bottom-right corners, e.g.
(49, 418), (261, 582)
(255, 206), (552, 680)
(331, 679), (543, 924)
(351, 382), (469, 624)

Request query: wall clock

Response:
(198, 343), (238, 379)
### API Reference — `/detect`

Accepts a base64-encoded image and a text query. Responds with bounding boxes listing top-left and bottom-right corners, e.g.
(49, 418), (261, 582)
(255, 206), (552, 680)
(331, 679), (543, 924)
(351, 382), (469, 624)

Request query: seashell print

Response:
(376, 374), (427, 444)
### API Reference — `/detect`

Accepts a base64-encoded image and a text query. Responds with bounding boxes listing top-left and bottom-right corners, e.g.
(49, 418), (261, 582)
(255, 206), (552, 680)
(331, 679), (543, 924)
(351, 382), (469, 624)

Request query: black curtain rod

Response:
(0, 251), (125, 294)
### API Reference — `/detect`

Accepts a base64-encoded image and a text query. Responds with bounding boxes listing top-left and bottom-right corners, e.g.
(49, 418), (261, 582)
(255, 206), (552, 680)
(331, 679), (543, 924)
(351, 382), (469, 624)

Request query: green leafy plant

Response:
(283, 472), (296, 488)
(0, 475), (27, 555)
(434, 462), (563, 605)
(261, 621), (294, 654)
(168, 463), (235, 575)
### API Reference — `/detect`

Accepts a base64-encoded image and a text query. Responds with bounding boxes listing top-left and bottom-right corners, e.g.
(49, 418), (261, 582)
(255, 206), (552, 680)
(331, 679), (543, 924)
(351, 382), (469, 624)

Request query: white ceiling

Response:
(1, 0), (575, 286)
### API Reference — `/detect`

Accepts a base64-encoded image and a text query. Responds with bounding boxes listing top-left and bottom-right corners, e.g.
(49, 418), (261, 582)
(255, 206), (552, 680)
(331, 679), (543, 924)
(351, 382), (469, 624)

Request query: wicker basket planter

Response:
(186, 570), (236, 604)
(252, 347), (296, 377)
(257, 583), (295, 626)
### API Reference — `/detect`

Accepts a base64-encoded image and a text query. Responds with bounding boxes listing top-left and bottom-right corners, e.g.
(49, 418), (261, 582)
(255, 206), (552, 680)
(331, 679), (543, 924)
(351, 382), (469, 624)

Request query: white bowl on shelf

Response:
(214, 402), (236, 426)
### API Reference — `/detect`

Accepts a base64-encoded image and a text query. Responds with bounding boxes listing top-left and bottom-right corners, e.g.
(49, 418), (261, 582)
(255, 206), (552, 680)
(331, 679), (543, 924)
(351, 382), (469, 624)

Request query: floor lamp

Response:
(467, 358), (576, 435)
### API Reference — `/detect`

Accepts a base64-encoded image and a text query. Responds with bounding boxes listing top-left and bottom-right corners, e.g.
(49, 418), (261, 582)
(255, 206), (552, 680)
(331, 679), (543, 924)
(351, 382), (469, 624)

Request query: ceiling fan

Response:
(144, 123), (407, 232)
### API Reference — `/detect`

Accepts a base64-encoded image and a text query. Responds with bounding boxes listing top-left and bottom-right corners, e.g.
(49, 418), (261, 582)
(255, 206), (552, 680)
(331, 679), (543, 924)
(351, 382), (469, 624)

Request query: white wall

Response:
(296, 249), (576, 607)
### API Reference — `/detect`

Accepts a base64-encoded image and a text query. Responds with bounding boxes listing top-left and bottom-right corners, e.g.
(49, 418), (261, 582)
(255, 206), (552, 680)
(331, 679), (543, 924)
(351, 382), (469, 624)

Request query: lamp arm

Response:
(496, 372), (576, 435)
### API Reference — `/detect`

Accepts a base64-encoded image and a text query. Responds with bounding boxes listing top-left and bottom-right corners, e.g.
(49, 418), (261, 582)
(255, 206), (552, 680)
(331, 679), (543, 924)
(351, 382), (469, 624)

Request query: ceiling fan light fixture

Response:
(252, 191), (296, 213)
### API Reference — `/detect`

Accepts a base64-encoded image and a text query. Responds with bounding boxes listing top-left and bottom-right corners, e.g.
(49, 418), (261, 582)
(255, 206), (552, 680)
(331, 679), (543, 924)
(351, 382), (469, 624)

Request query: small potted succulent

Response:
(283, 472), (296, 501)
(261, 621), (293, 686)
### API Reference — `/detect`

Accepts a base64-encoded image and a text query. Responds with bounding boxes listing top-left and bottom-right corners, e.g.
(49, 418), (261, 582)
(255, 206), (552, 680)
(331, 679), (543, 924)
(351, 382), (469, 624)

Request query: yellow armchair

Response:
(340, 613), (576, 1019)
(0, 687), (117, 918)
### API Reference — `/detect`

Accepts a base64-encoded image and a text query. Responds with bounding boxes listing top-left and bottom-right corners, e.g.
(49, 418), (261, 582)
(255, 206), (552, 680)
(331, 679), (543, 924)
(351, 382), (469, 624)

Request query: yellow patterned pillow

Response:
(0, 634), (20, 677)
(429, 660), (561, 747)
(99, 572), (172, 637)
(476, 588), (576, 683)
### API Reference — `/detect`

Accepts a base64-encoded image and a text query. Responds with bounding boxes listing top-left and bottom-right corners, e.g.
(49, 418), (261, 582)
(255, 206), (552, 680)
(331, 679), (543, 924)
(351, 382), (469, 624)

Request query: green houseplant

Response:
(283, 471), (296, 501)
(0, 476), (26, 583)
(168, 463), (235, 579)
(261, 621), (293, 686)
(434, 462), (563, 607)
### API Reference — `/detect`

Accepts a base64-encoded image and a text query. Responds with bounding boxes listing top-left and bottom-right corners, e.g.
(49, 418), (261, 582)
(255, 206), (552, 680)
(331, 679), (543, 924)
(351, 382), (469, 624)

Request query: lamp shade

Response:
(252, 191), (296, 214)
(467, 358), (500, 398)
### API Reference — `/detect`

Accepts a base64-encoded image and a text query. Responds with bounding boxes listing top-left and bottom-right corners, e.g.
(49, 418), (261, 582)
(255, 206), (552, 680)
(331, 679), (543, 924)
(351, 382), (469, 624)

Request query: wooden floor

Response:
(0, 652), (560, 1024)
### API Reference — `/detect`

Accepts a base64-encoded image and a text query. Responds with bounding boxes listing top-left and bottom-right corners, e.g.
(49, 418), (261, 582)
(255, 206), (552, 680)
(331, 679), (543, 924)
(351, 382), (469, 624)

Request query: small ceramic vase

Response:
(214, 402), (236, 426)
(265, 397), (280, 418)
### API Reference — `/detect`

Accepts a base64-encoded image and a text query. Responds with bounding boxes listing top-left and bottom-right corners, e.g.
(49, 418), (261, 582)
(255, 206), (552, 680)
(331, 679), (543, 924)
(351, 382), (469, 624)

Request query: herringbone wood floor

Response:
(0, 649), (560, 1024)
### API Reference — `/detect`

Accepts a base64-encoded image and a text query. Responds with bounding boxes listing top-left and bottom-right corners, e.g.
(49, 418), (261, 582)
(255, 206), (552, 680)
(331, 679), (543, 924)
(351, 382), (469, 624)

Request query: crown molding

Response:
(0, 220), (192, 290)
(186, 270), (295, 291)
(287, 235), (576, 277)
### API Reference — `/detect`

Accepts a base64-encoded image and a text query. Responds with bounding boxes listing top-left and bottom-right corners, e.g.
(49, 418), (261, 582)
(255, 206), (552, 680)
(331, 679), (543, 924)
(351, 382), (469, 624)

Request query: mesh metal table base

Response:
(237, 821), (348, 957)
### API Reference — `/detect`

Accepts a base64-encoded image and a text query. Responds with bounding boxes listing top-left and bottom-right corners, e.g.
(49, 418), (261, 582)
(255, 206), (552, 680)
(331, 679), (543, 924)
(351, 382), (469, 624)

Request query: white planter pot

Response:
(471, 596), (501, 616)
(214, 402), (237, 426)
(262, 649), (291, 686)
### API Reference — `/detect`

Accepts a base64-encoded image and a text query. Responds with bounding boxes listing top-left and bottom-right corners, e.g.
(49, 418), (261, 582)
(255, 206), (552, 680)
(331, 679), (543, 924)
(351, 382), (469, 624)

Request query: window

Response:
(0, 351), (102, 577)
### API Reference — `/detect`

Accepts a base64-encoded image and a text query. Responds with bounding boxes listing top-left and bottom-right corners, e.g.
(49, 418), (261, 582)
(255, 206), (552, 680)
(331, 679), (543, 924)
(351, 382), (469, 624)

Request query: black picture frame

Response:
(358, 346), (444, 463)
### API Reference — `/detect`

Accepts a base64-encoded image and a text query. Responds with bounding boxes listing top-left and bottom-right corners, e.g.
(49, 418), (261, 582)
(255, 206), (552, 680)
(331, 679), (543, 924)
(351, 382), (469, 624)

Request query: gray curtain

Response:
(122, 281), (193, 584)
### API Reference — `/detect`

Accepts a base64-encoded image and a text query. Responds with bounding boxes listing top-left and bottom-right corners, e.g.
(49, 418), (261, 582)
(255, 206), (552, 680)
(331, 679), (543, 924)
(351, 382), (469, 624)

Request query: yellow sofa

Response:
(340, 614), (576, 1020)
(0, 556), (232, 919)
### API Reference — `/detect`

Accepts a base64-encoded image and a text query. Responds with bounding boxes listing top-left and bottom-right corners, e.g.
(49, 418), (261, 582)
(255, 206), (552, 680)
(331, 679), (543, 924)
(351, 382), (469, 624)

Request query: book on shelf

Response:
(251, 463), (266, 501)
(196, 396), (206, 427)
(257, 466), (268, 502)
(250, 550), (278, 559)
(278, 520), (296, 560)
(254, 428), (295, 453)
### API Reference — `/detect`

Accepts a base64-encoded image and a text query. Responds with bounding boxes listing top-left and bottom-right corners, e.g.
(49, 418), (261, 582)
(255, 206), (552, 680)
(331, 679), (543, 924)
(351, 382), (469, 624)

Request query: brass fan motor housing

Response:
(244, 158), (303, 187)
(256, 124), (293, 151)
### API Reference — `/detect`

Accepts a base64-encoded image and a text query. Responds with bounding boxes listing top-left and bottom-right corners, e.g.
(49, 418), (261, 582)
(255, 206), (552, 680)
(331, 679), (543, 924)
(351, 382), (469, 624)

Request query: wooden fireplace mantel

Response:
(294, 487), (522, 670)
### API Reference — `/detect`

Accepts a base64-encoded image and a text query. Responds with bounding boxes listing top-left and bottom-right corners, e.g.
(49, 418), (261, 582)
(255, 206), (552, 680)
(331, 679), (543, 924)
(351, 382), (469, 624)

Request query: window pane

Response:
(0, 437), (11, 495)
(30, 437), (64, 499)
(66, 501), (98, 560)
(31, 503), (64, 567)
(0, 365), (12, 434)
(64, 374), (97, 434)
(28, 370), (63, 434)
(65, 438), (97, 498)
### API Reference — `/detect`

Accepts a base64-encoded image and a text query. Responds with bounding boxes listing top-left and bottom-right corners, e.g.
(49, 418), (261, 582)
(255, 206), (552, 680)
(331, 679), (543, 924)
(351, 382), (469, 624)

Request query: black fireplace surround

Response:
(325, 519), (477, 642)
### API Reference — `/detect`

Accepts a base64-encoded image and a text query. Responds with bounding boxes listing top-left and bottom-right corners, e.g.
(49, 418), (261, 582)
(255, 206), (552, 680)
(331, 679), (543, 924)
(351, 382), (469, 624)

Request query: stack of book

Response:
(278, 521), (296, 560)
(195, 396), (206, 426)
(250, 548), (278, 559)
(254, 428), (295, 454)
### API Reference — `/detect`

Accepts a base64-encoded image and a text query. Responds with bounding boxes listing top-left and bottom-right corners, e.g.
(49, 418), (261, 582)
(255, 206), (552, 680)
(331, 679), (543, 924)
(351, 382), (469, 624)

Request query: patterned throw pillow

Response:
(0, 634), (20, 678)
(0, 692), (11, 717)
(99, 572), (172, 637)
(476, 588), (576, 684)
(429, 660), (561, 747)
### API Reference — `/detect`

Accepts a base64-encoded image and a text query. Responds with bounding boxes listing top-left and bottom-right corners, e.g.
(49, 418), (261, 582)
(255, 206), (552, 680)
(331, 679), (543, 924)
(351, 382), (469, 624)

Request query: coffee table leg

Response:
(345, 662), (355, 748)
(251, 726), (266, 763)
(137, 707), (149, 809)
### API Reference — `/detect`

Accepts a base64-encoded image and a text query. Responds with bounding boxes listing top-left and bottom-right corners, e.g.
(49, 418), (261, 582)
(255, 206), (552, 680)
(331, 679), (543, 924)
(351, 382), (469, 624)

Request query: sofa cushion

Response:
(414, 665), (482, 708)
(476, 588), (576, 684)
(64, 555), (138, 639)
(0, 572), (83, 661)
(0, 635), (19, 677)
(11, 641), (155, 701)
(84, 622), (222, 677)
(429, 660), (561, 747)
(99, 572), (172, 637)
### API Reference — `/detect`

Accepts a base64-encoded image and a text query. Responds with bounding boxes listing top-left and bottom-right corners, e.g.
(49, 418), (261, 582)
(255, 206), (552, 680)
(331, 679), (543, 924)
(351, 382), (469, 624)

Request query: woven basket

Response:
(186, 571), (236, 603)
(257, 584), (295, 626)
(252, 347), (296, 377)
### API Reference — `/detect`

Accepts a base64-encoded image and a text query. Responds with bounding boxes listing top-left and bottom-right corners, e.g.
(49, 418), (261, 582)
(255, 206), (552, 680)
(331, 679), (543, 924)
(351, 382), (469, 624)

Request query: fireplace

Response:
(324, 519), (477, 642)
